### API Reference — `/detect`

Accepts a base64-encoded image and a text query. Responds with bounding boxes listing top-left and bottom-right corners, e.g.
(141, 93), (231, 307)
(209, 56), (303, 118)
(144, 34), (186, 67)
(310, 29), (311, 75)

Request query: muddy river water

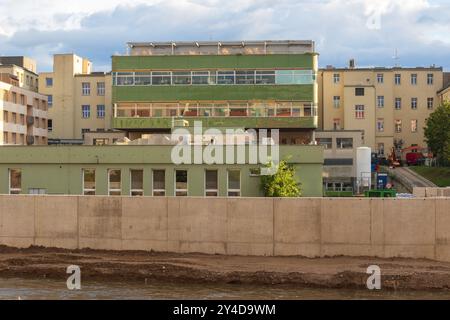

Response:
(1, 278), (450, 300)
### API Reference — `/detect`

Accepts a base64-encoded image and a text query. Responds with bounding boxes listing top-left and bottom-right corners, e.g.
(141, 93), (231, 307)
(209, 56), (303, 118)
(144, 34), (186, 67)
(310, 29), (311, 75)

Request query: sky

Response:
(0, 0), (449, 72)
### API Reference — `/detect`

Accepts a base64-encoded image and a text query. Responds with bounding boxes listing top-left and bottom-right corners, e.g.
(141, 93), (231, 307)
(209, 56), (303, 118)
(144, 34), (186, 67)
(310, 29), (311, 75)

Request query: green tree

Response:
(260, 159), (301, 197)
(424, 101), (450, 166)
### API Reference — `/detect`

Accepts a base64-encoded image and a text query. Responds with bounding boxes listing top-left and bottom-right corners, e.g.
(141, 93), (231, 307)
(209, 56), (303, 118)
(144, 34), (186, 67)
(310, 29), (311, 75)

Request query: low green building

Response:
(0, 145), (323, 197)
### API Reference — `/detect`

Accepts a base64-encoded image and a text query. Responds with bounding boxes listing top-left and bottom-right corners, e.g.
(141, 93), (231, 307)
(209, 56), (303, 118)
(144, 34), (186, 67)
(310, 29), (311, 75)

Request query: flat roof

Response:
(320, 66), (443, 72)
(128, 40), (314, 48)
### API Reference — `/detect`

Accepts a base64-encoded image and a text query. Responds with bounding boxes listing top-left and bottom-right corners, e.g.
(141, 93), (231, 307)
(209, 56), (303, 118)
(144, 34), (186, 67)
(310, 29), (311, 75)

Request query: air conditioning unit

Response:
(26, 135), (35, 145)
(26, 116), (34, 125)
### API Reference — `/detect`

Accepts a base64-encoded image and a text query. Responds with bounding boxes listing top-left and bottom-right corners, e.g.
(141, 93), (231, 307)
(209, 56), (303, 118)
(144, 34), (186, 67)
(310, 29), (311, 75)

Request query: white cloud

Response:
(0, 0), (448, 71)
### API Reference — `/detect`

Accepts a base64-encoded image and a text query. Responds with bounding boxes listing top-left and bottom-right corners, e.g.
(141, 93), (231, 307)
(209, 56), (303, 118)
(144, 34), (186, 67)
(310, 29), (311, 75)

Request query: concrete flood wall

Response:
(1, 195), (450, 262)
(413, 187), (450, 198)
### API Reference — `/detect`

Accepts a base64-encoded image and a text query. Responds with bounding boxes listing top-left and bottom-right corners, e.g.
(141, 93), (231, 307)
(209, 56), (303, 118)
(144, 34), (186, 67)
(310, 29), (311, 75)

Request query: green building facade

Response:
(111, 40), (319, 144)
(0, 145), (323, 197)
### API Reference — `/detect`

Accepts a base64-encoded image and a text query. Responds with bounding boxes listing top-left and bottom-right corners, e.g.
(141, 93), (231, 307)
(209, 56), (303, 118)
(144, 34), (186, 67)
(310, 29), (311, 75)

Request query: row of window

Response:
(333, 73), (435, 85)
(2, 111), (47, 129)
(2, 90), (47, 110)
(82, 105), (106, 119)
(113, 70), (316, 86)
(8, 169), (242, 197)
(45, 78), (106, 97)
(115, 102), (317, 118)
(333, 95), (435, 110)
(3, 133), (47, 145)
(81, 82), (106, 96)
(316, 137), (354, 149)
(331, 118), (421, 133)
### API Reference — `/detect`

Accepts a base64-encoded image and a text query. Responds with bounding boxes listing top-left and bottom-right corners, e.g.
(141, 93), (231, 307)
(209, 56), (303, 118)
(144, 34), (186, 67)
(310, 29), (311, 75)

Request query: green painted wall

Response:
(112, 54), (315, 71)
(0, 145), (323, 197)
(112, 116), (317, 129)
(112, 84), (313, 102)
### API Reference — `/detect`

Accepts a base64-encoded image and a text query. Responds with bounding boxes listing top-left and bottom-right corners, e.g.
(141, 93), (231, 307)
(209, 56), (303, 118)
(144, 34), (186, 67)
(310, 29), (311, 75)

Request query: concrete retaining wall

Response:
(1, 195), (450, 261)
(413, 187), (450, 198)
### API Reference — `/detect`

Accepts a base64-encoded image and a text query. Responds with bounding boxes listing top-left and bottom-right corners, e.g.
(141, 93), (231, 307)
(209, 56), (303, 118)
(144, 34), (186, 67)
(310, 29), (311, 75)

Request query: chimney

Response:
(349, 59), (356, 69)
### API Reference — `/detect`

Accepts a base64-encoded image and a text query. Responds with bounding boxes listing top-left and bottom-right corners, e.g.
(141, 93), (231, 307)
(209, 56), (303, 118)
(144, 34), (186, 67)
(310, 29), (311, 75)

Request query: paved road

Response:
(388, 166), (437, 191)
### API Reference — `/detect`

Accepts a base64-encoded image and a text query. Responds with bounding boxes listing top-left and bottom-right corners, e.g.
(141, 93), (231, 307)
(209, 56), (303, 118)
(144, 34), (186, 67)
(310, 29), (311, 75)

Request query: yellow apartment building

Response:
(0, 73), (48, 145)
(0, 56), (39, 92)
(319, 65), (445, 156)
(39, 54), (112, 144)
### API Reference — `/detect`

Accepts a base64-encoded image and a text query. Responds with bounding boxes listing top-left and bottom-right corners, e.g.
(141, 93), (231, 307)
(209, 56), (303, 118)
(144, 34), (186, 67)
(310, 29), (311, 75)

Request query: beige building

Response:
(319, 64), (444, 156)
(0, 73), (48, 145)
(0, 56), (39, 92)
(316, 130), (364, 192)
(39, 54), (112, 144)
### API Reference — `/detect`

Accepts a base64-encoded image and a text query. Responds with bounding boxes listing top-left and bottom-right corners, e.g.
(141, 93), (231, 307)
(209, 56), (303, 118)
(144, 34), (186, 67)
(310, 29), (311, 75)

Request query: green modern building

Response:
(0, 145), (323, 197)
(112, 40), (319, 143)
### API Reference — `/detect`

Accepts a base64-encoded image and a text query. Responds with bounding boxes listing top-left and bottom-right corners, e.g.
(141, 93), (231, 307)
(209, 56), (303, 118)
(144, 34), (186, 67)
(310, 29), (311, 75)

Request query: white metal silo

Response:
(356, 147), (372, 192)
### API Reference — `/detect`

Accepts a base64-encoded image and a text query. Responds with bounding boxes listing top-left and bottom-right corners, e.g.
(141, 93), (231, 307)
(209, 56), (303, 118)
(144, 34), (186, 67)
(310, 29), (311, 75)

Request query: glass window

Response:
(205, 170), (218, 197)
(82, 169), (95, 195)
(96, 105), (105, 118)
(46, 77), (53, 87)
(153, 170), (165, 196)
(355, 105), (364, 119)
(97, 82), (105, 96)
(227, 170), (241, 197)
(116, 72), (134, 86)
(108, 169), (121, 196)
(47, 119), (53, 132)
(229, 104), (247, 117)
(377, 118), (384, 132)
(395, 120), (402, 133)
(395, 98), (402, 110)
(9, 169), (21, 194)
(135, 72), (151, 86)
(47, 95), (53, 107)
(255, 70), (275, 84)
(355, 88), (365, 96)
(236, 70), (255, 84)
(130, 169), (144, 196)
(217, 71), (235, 85)
(93, 138), (109, 145)
(411, 74), (417, 85)
(377, 74), (384, 84)
(175, 170), (188, 196)
(317, 138), (332, 149)
(152, 72), (171, 85)
(427, 98), (434, 110)
(395, 74), (401, 85)
(411, 120), (418, 133)
(82, 105), (90, 118)
(276, 102), (291, 117)
(333, 96), (340, 108)
(192, 71), (211, 85)
(82, 82), (91, 95)
(333, 74), (340, 84)
(377, 96), (384, 108)
(378, 143), (385, 156)
(333, 118), (341, 130)
(411, 98), (418, 110)
(173, 72), (191, 85)
(427, 73), (434, 85)
(336, 138), (353, 149)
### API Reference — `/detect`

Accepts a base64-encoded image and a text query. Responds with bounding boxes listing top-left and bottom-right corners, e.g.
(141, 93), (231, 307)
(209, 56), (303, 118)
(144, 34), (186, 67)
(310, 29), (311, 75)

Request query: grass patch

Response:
(409, 166), (450, 187)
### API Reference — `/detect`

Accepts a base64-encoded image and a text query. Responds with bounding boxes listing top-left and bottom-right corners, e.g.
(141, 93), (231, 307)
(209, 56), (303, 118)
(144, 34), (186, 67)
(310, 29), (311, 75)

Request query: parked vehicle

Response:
(406, 152), (425, 166)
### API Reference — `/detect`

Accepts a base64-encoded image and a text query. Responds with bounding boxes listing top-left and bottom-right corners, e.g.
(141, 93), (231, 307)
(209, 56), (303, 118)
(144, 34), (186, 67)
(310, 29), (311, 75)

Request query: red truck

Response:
(406, 152), (424, 166)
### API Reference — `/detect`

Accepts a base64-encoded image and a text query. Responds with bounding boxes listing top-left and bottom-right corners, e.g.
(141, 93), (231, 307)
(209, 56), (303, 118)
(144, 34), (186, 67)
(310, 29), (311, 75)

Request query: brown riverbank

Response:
(1, 246), (450, 291)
